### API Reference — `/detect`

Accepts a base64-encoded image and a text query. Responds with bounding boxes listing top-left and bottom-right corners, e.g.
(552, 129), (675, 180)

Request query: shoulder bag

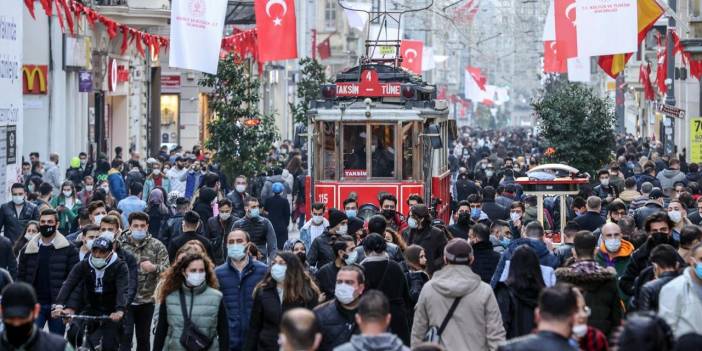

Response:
(179, 288), (213, 351)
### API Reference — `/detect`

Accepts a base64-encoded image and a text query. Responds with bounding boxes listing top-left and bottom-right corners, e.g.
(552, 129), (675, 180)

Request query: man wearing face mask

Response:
(232, 197), (278, 262)
(77, 225), (102, 261)
(315, 235), (356, 301)
(300, 203), (329, 249)
(498, 283), (580, 351)
(216, 229), (267, 351)
(0, 183), (40, 243)
(378, 194), (407, 234)
(226, 175), (250, 219)
(448, 201), (472, 240)
(17, 208), (79, 335)
(405, 204), (447, 275)
(168, 211), (214, 262)
(667, 199), (690, 243)
(206, 199), (239, 265)
(0, 282), (71, 350)
(309, 209), (348, 269)
(120, 211), (169, 351)
(77, 175), (95, 206)
(55, 236), (128, 349)
(633, 188), (666, 229)
(659, 242), (702, 337)
(167, 156), (188, 196)
(314, 265), (366, 351)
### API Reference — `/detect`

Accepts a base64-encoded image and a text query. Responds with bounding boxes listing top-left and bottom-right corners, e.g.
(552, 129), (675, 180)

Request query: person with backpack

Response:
(260, 168), (292, 204)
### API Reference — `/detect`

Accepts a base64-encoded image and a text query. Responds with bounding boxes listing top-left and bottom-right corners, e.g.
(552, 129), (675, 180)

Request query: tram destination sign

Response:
(336, 69), (402, 98)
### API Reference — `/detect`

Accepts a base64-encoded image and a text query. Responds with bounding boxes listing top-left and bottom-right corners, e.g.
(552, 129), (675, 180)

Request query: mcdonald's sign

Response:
(22, 65), (48, 95)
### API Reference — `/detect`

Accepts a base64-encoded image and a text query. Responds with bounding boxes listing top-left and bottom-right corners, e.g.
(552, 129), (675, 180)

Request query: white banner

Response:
(567, 56), (591, 82)
(543, 0), (555, 41)
(1, 1), (22, 199)
(341, 0), (371, 31)
(576, 0), (638, 57)
(169, 0), (228, 74)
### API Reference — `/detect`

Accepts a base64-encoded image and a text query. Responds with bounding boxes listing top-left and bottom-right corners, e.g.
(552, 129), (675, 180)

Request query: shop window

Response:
(371, 125), (395, 178)
(160, 94), (180, 145)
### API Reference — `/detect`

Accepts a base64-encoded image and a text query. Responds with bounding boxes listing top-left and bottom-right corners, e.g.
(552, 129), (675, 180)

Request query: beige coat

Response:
(411, 264), (506, 351)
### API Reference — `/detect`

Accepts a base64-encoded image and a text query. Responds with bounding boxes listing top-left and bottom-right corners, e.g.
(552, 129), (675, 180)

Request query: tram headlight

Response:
(364, 98), (372, 118)
(402, 85), (416, 99)
(322, 84), (336, 99)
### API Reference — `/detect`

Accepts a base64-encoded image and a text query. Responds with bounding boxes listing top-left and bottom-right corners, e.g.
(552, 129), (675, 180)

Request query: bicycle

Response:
(63, 314), (111, 351)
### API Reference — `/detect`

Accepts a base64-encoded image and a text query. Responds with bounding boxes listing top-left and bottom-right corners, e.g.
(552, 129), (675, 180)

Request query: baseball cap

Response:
(1, 283), (37, 318)
(92, 237), (113, 251)
(444, 238), (472, 265)
(649, 188), (664, 200)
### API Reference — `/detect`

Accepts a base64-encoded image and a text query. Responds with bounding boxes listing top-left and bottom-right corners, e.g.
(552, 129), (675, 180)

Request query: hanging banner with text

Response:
(691, 118), (702, 163)
(0, 1), (22, 200)
(169, 0), (228, 74)
(576, 0), (637, 57)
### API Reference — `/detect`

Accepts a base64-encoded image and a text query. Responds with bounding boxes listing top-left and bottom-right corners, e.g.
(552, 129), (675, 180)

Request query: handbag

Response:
(179, 288), (213, 351)
(423, 296), (463, 344)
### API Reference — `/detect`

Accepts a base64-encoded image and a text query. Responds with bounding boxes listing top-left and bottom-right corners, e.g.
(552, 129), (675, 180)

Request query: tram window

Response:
(402, 122), (414, 180)
(371, 125), (395, 178)
(342, 125), (367, 177)
(321, 122), (337, 180)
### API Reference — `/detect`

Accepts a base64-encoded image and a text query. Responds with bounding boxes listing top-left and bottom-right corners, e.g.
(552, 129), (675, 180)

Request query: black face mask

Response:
(296, 252), (307, 264)
(4, 321), (33, 347)
(649, 232), (670, 247)
(382, 209), (396, 220)
(458, 213), (470, 225)
(39, 225), (56, 237)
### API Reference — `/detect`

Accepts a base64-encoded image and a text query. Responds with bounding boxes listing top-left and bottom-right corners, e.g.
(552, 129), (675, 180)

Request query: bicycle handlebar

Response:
(63, 314), (112, 321)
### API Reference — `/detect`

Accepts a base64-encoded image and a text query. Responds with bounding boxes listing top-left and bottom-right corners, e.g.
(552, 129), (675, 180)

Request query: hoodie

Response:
(490, 238), (560, 288)
(334, 334), (410, 351)
(657, 169), (687, 190)
(88, 252), (119, 293)
(410, 265), (505, 350)
(618, 189), (641, 204)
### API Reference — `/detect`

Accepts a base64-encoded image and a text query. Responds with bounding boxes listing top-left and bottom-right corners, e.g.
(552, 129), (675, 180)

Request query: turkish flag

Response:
(317, 37), (331, 60)
(544, 41), (567, 73)
(554, 0), (577, 59)
(639, 63), (655, 101)
(256, 0), (298, 62)
(400, 40), (424, 74)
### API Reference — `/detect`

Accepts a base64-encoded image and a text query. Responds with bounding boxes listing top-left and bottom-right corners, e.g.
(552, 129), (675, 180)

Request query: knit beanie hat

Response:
(328, 209), (348, 228)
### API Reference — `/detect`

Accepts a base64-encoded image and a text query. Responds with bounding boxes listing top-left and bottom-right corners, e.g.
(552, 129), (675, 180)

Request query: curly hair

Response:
(157, 253), (218, 304)
(254, 252), (319, 304)
(174, 240), (208, 262)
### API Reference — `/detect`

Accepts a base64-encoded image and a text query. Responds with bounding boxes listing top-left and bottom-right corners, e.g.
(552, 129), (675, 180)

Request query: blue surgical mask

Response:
(344, 250), (358, 265)
(407, 217), (418, 229)
(271, 264), (287, 283)
(696, 263), (702, 280)
(345, 209), (357, 219)
(228, 244), (246, 261)
(131, 230), (147, 241)
(470, 208), (481, 219)
(90, 255), (108, 269)
(248, 208), (260, 218)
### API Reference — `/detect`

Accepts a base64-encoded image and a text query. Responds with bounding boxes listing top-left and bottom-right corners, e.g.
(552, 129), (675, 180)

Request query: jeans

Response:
(131, 303), (155, 351)
(35, 304), (65, 335)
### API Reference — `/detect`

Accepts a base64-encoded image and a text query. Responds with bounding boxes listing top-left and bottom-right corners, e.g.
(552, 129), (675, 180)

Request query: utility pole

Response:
(665, 0), (677, 155)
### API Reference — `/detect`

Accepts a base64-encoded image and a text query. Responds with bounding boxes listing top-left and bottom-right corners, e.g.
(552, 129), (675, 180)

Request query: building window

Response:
(325, 0), (336, 30)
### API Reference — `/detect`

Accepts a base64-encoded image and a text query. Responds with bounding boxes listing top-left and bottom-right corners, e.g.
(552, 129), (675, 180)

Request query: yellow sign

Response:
(691, 118), (702, 163)
(379, 46), (395, 55)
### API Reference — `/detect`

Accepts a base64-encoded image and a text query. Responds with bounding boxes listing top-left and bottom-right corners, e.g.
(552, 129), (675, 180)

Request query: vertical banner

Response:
(554, 0), (578, 59)
(0, 1), (22, 199)
(255, 0), (298, 62)
(399, 39), (424, 74)
(691, 118), (702, 163)
(169, 0), (228, 74)
(576, 0), (638, 57)
(567, 56), (591, 82)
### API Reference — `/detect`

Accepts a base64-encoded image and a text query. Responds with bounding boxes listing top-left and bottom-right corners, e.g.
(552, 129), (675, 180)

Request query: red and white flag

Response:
(544, 41), (567, 73)
(256, 0), (298, 62)
(554, 0), (577, 59)
(400, 40), (424, 74)
(465, 66), (487, 103)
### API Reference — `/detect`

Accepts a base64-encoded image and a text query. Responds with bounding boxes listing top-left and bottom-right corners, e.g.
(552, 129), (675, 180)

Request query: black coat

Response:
(193, 201), (214, 223)
(361, 258), (412, 346)
(494, 283), (539, 339)
(0, 201), (39, 243)
(17, 234), (79, 303)
(405, 270), (429, 308)
(406, 225), (448, 275)
(315, 262), (340, 300)
(145, 205), (171, 238)
(206, 215), (237, 265)
(244, 283), (318, 351)
(0, 235), (17, 278)
(309, 232), (337, 269)
(482, 200), (509, 222)
(573, 211), (606, 232)
(168, 231), (215, 262)
(620, 236), (679, 297)
(498, 331), (577, 351)
(57, 257), (129, 314)
(447, 223), (470, 240)
(226, 190), (248, 219)
(263, 195), (291, 250)
(637, 271), (679, 311)
(633, 202), (665, 229)
(314, 300), (359, 351)
(470, 240), (500, 283)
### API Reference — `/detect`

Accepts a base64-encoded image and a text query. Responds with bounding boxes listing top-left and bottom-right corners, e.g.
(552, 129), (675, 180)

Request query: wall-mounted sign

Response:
(64, 35), (92, 69)
(22, 65), (48, 94)
(107, 58), (117, 92)
(161, 75), (181, 89)
(79, 70), (93, 92)
(117, 65), (129, 83)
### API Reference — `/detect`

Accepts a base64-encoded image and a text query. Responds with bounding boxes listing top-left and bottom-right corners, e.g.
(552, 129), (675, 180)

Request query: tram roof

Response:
(310, 101), (449, 122)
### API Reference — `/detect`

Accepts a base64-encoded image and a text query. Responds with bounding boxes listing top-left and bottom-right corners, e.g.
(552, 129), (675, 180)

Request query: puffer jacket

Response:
(314, 300), (359, 351)
(0, 200), (39, 243)
(107, 169), (127, 202)
(555, 260), (622, 336)
(215, 257), (267, 350)
(17, 233), (79, 302)
(490, 238), (560, 288)
(470, 240), (500, 283)
(152, 283), (228, 351)
(659, 268), (702, 338)
(411, 264), (505, 351)
(57, 253), (129, 314)
(406, 270), (429, 308)
(334, 334), (410, 351)
(657, 169), (687, 190)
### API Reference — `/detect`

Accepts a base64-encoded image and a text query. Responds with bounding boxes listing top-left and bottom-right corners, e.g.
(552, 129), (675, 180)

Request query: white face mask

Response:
(334, 283), (357, 305)
(62, 190), (73, 197)
(336, 224), (348, 235)
(220, 212), (231, 221)
(153, 169), (161, 175)
(600, 178), (610, 186)
(509, 212), (521, 222)
(572, 324), (588, 338)
(186, 272), (206, 287)
(85, 185), (94, 192)
(94, 214), (105, 225)
(235, 184), (247, 193)
(312, 215), (323, 225)
(100, 231), (115, 242)
(668, 210), (682, 223)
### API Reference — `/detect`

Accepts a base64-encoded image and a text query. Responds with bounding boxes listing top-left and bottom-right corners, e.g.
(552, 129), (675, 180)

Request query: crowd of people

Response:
(0, 131), (701, 351)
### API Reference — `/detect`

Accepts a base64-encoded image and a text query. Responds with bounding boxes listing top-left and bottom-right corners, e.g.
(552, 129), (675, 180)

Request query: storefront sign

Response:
(22, 65), (48, 94)
(78, 71), (92, 92)
(117, 65), (129, 83)
(161, 75), (181, 89)
(6, 125), (15, 165)
(655, 102), (685, 119)
(335, 69), (401, 98)
(63, 35), (91, 69)
(107, 58), (117, 92)
(691, 118), (702, 163)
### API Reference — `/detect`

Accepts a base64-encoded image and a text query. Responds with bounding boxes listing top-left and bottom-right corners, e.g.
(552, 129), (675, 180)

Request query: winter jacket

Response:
(354, 243), (405, 264)
(0, 236), (17, 278)
(470, 240), (500, 283)
(406, 270), (429, 308)
(107, 169), (127, 202)
(494, 282), (539, 339)
(555, 260), (622, 336)
(482, 200), (509, 222)
(182, 170), (202, 199)
(232, 216), (278, 261)
(314, 300), (359, 351)
(244, 283), (318, 351)
(309, 231), (338, 269)
(406, 225), (448, 276)
(619, 236), (679, 297)
(193, 188), (217, 222)
(56, 253), (129, 314)
(490, 238), (560, 288)
(573, 211), (606, 232)
(334, 334), (410, 351)
(117, 195), (147, 226)
(142, 176), (171, 201)
(0, 327), (70, 351)
(637, 271), (679, 311)
(206, 215), (237, 265)
(618, 189), (641, 204)
(119, 233), (170, 304)
(411, 264), (505, 351)
(300, 218), (329, 250)
(168, 231), (215, 262)
(18, 233), (79, 303)
(361, 256), (412, 345)
(260, 175), (292, 203)
(634, 201), (665, 229)
(657, 168), (687, 190)
(498, 331), (577, 351)
(215, 257), (267, 350)
(659, 268), (702, 337)
(447, 222), (470, 240)
(226, 190), (248, 219)
(152, 283), (229, 351)
(264, 194), (291, 250)
(595, 239), (634, 287)
(42, 162), (62, 195)
(0, 200), (39, 243)
(315, 262), (340, 300)
(50, 196), (81, 234)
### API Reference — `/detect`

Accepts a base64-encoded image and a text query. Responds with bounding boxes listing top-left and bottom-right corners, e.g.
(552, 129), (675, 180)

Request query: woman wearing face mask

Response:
(153, 253), (228, 351)
(403, 245), (429, 309)
(50, 181), (82, 235)
(360, 233), (412, 345)
(13, 221), (39, 257)
(142, 162), (171, 202)
(244, 252), (319, 351)
(667, 200), (691, 243)
(405, 204), (448, 276)
(145, 187), (173, 238)
(314, 235), (356, 302)
(283, 239), (316, 275)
